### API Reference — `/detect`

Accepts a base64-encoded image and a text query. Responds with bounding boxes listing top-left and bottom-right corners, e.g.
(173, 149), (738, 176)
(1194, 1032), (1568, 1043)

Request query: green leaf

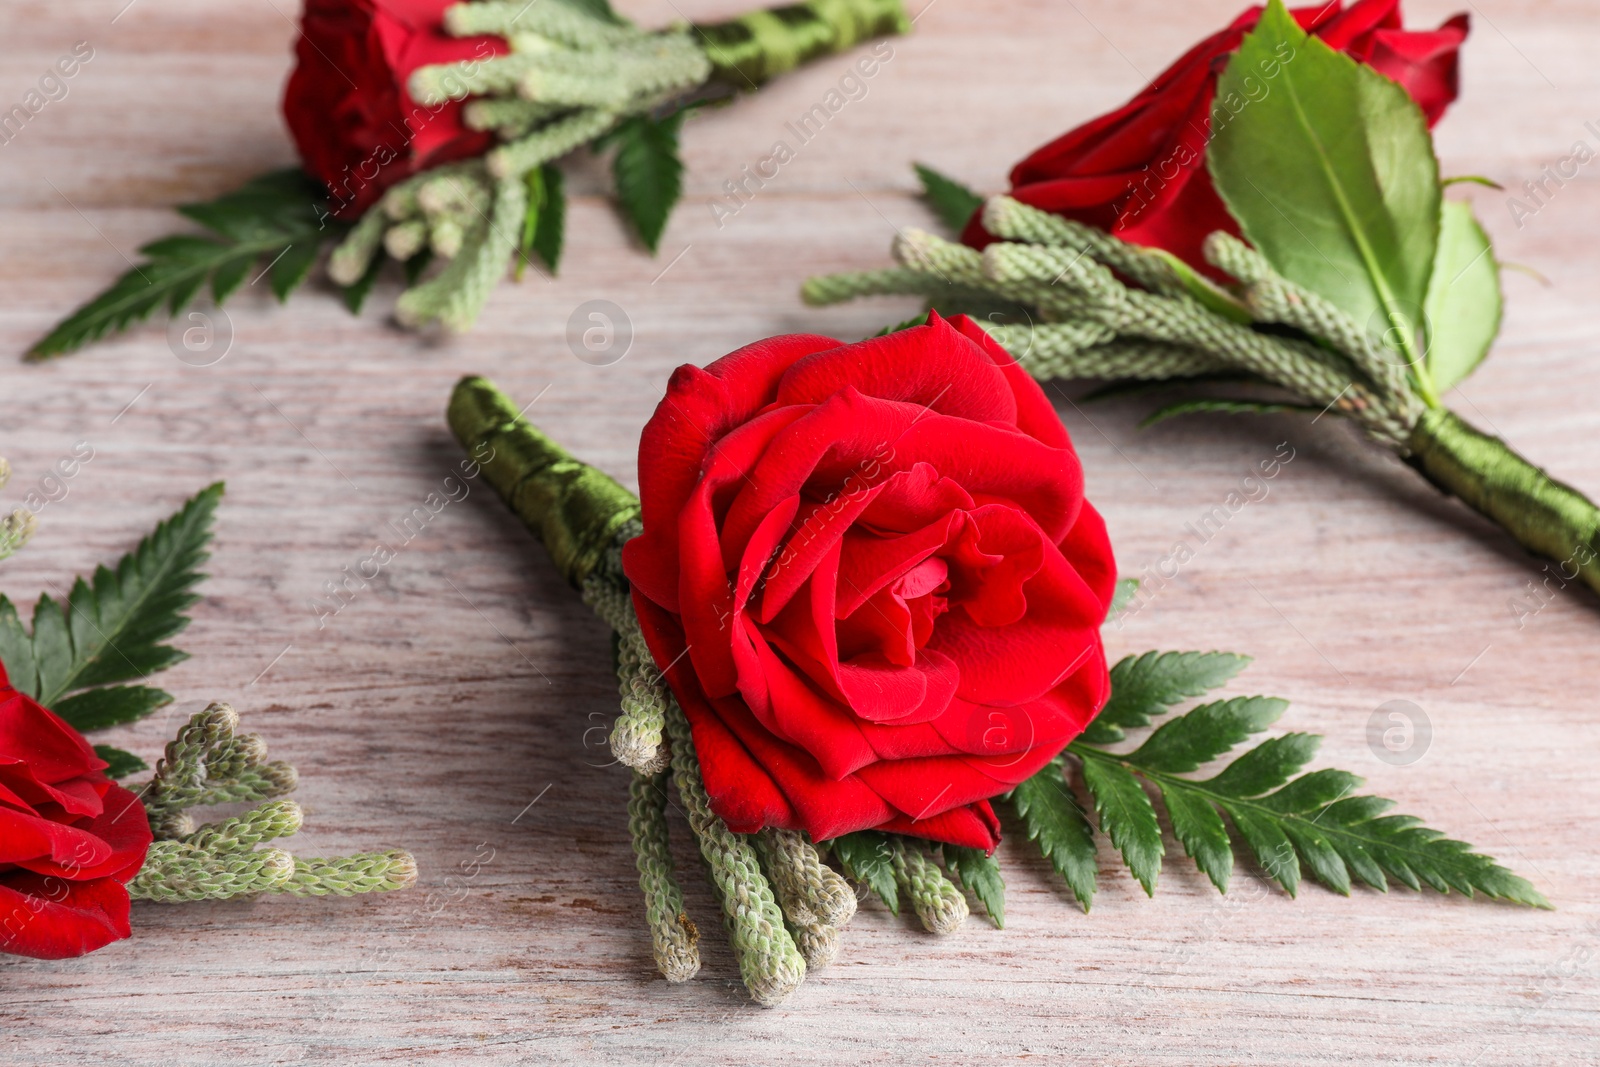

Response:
(1064, 657), (1548, 907)
(1208, 0), (1441, 378)
(1085, 650), (1251, 743)
(17, 484), (221, 709)
(518, 164), (566, 279)
(914, 163), (984, 234)
(1106, 577), (1139, 624)
(1126, 696), (1288, 773)
(1423, 199), (1501, 392)
(93, 744), (148, 779)
(1145, 247), (1254, 323)
(29, 169), (342, 360)
(829, 831), (899, 914)
(943, 845), (1005, 928)
(558, 0), (627, 25)
(52, 685), (173, 731)
(1010, 766), (1099, 911)
(1157, 780), (1233, 893)
(269, 240), (321, 302)
(1080, 756), (1163, 896)
(0, 596), (38, 694)
(611, 113), (686, 254)
(1139, 397), (1320, 429)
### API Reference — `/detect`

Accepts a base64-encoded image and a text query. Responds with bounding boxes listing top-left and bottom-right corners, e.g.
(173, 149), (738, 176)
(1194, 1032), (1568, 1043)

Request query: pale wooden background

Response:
(2, 0), (1598, 1063)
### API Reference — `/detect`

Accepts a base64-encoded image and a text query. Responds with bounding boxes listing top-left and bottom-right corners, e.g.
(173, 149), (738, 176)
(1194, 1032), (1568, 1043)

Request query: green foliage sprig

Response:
(28, 174), (349, 361)
(834, 648), (1546, 927)
(0, 483), (223, 772)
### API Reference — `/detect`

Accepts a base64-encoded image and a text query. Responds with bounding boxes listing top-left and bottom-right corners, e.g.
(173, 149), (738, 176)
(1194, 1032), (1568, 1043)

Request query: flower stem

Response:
(446, 376), (641, 588)
(1408, 407), (1600, 596)
(695, 0), (911, 87)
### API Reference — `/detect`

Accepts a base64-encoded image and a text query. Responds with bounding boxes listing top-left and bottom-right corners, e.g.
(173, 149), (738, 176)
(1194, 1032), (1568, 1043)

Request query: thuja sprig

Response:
(128, 702), (417, 902)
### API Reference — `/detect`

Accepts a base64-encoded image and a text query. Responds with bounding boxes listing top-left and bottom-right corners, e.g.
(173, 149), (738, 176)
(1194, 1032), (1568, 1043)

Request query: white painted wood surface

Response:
(2, 1), (1597, 1062)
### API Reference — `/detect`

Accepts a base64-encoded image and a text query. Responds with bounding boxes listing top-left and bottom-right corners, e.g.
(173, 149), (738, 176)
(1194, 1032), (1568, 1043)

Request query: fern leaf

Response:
(29, 171), (340, 360)
(943, 845), (1005, 928)
(1010, 765), (1099, 911)
(0, 485), (222, 728)
(829, 831), (899, 914)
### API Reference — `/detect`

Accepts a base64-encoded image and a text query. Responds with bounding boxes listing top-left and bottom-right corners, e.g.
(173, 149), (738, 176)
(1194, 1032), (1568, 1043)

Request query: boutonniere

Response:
(0, 476), (414, 960)
(445, 312), (1541, 1006)
(29, 0), (909, 359)
(805, 0), (1600, 606)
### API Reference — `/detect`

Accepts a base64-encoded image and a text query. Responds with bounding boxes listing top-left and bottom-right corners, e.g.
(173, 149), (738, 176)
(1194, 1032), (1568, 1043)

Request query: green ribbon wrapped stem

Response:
(694, 0), (910, 88)
(1408, 407), (1600, 596)
(447, 376), (641, 588)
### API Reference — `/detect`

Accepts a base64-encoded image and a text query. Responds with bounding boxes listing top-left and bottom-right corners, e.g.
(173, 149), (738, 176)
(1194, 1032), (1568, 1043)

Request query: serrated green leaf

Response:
(1080, 756), (1163, 896)
(943, 845), (1005, 928)
(1423, 198), (1501, 392)
(1157, 781), (1232, 893)
(610, 113), (686, 254)
(30, 169), (341, 360)
(1202, 732), (1320, 796)
(53, 685), (173, 731)
(92, 744), (148, 779)
(829, 831), (898, 914)
(1091, 650), (1252, 741)
(914, 162), (984, 234)
(1140, 397), (1321, 428)
(1208, 0), (1440, 378)
(1066, 650), (1546, 907)
(1126, 696), (1287, 773)
(1010, 766), (1098, 911)
(20, 484), (221, 707)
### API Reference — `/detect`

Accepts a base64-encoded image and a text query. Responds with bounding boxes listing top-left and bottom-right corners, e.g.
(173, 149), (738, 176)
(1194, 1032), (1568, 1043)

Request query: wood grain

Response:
(2, 1), (1598, 1063)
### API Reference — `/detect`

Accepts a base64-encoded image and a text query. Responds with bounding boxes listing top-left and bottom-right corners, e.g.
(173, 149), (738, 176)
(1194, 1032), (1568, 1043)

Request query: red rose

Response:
(282, 0), (507, 218)
(963, 0), (1469, 272)
(0, 664), (153, 960)
(622, 314), (1117, 852)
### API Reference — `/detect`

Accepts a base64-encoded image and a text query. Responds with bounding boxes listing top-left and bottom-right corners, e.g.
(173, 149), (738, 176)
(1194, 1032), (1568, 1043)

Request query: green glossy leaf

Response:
(1080, 756), (1162, 896)
(611, 113), (686, 254)
(1010, 766), (1098, 911)
(1423, 198), (1501, 391)
(53, 685), (173, 731)
(944, 845), (1005, 928)
(0, 596), (38, 694)
(1209, 0), (1440, 373)
(829, 831), (898, 914)
(914, 163), (984, 234)
(519, 163), (566, 276)
(93, 744), (148, 779)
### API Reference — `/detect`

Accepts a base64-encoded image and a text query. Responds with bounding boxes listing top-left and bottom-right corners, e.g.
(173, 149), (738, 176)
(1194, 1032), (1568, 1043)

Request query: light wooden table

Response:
(3, 1), (1597, 1063)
